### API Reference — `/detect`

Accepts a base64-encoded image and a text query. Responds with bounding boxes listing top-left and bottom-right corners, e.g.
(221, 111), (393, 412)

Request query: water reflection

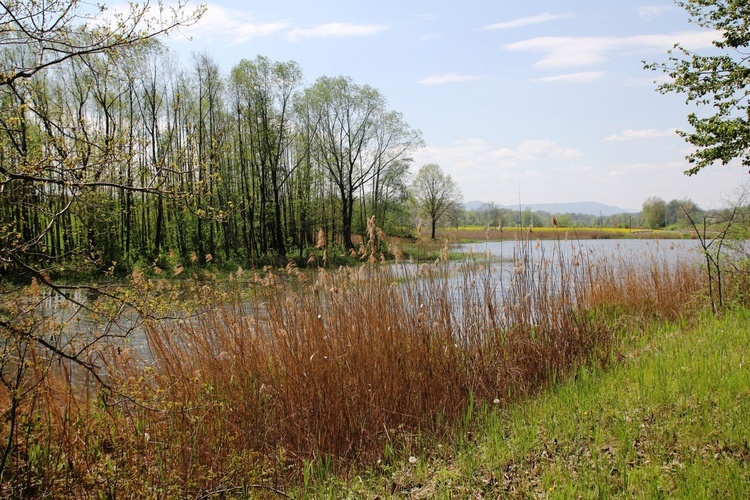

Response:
(34, 238), (703, 363)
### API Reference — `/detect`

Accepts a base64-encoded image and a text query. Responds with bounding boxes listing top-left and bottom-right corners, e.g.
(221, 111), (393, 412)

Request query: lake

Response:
(36, 237), (706, 362)
(459, 237), (701, 264)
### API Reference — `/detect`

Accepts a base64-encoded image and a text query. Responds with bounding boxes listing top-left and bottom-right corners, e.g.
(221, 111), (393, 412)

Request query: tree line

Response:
(462, 198), (712, 231)
(5, 0), (750, 281)
(1, 34), (423, 278)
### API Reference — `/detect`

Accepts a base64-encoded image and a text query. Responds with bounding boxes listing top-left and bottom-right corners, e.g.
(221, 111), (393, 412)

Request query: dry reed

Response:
(0, 234), (705, 497)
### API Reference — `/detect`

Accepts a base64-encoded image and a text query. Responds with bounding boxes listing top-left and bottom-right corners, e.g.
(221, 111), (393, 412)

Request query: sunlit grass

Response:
(349, 308), (750, 498)
(0, 233), (708, 497)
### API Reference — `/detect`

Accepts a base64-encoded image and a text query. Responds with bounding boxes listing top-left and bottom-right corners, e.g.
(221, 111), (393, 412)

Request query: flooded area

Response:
(32, 238), (706, 363)
(460, 237), (702, 266)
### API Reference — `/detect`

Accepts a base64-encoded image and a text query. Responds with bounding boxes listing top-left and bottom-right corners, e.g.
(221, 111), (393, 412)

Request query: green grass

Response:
(0, 232), (722, 497)
(317, 309), (750, 498)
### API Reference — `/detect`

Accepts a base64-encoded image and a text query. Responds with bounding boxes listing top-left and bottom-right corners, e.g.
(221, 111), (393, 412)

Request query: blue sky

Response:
(164, 0), (748, 211)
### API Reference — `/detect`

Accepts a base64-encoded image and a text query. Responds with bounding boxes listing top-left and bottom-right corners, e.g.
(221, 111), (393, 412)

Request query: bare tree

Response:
(683, 183), (750, 313)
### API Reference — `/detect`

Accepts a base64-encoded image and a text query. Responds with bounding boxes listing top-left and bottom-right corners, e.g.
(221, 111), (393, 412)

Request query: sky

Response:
(162, 0), (749, 211)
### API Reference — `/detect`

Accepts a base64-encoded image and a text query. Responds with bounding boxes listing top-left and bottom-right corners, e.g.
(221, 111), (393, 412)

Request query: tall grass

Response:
(0, 234), (704, 496)
(379, 308), (750, 498)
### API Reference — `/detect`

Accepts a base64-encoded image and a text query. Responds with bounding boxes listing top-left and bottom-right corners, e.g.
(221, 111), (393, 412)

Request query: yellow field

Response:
(435, 225), (654, 241)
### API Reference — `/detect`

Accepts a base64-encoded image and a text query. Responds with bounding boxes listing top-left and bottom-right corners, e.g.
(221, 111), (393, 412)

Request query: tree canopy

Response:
(412, 163), (463, 239)
(0, 0), (205, 86)
(0, 5), (424, 278)
(646, 0), (750, 175)
(297, 76), (422, 250)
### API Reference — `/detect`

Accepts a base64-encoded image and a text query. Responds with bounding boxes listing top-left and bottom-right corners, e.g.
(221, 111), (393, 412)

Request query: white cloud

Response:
(638, 5), (672, 21)
(506, 37), (608, 68)
(414, 138), (582, 171)
(603, 128), (677, 142)
(419, 33), (442, 41)
(177, 5), (388, 44)
(413, 139), (597, 206)
(533, 71), (605, 84)
(505, 31), (717, 69)
(515, 140), (584, 161)
(175, 4), (290, 44)
(552, 165), (595, 175)
(482, 12), (573, 30)
(287, 23), (388, 41)
(607, 160), (684, 177)
(417, 73), (481, 85)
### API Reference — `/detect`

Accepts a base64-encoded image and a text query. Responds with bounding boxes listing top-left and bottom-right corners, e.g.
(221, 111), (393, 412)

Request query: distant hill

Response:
(464, 201), (636, 216)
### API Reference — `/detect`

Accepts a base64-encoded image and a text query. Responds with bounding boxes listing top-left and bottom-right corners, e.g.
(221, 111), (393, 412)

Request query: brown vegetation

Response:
(0, 235), (704, 497)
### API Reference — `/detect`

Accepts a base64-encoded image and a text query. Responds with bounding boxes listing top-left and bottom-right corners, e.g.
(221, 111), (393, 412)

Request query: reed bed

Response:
(1, 235), (705, 497)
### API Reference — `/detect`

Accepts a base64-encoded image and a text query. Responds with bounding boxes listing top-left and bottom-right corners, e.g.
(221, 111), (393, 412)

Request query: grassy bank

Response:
(323, 308), (750, 498)
(0, 236), (715, 497)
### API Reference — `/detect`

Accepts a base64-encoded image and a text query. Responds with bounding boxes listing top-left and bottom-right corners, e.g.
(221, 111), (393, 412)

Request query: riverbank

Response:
(436, 225), (695, 242)
(1, 231), (736, 497)
(1, 227), (692, 287)
(311, 308), (750, 497)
